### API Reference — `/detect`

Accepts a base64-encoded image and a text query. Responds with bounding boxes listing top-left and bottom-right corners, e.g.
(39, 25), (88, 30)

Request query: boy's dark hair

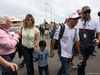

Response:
(39, 40), (46, 47)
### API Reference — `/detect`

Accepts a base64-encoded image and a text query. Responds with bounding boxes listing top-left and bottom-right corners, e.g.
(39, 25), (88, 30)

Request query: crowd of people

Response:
(0, 5), (100, 75)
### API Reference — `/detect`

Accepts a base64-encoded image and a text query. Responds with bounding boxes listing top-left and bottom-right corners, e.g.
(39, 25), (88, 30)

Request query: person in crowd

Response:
(0, 56), (18, 71)
(20, 14), (39, 75)
(49, 21), (54, 38)
(45, 22), (50, 38)
(64, 18), (69, 24)
(77, 9), (82, 16)
(50, 12), (83, 75)
(76, 6), (100, 75)
(70, 9), (82, 69)
(0, 15), (20, 75)
(33, 40), (51, 75)
(39, 24), (45, 37)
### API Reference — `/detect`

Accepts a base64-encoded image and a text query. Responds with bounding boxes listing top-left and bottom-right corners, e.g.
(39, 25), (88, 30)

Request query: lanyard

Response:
(26, 27), (32, 45)
(82, 20), (89, 28)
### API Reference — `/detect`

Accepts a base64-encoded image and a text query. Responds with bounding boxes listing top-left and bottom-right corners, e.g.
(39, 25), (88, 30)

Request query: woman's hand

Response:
(33, 47), (37, 53)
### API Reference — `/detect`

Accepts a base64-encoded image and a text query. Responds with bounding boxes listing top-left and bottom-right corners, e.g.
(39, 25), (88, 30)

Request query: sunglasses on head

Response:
(83, 10), (91, 14)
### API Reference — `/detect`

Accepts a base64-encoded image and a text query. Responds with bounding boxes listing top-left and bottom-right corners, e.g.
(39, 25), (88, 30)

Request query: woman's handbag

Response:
(16, 37), (22, 58)
(16, 27), (23, 58)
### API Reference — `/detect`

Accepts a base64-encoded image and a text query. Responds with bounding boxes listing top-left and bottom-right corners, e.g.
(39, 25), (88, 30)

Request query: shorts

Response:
(45, 30), (49, 34)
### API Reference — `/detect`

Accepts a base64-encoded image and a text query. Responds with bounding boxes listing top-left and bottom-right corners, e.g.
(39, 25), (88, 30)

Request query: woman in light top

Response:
(21, 14), (39, 75)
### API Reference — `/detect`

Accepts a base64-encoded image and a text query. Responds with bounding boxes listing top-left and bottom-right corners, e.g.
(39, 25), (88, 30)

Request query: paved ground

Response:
(0, 35), (100, 75)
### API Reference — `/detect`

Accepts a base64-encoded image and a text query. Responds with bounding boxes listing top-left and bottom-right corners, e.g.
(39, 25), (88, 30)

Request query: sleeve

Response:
(95, 21), (100, 33)
(0, 30), (19, 49)
(75, 28), (80, 41)
(35, 27), (40, 34)
(53, 26), (61, 40)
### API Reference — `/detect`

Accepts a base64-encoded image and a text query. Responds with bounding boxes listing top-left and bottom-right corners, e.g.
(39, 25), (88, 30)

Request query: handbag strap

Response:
(0, 27), (8, 34)
(20, 26), (23, 38)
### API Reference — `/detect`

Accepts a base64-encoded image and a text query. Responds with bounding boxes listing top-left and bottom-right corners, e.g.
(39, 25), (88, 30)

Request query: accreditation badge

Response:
(26, 41), (30, 46)
(83, 34), (87, 38)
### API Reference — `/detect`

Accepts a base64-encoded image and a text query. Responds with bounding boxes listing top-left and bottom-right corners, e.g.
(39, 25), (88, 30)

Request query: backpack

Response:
(51, 24), (65, 50)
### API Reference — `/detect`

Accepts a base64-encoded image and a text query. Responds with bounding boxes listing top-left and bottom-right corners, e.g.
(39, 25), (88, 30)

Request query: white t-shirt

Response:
(21, 27), (39, 48)
(54, 24), (80, 58)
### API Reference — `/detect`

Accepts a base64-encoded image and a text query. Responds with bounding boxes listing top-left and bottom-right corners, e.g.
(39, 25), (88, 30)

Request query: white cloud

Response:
(0, 0), (100, 24)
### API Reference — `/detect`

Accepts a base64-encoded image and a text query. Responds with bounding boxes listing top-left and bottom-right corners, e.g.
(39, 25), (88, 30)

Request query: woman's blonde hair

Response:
(24, 14), (35, 28)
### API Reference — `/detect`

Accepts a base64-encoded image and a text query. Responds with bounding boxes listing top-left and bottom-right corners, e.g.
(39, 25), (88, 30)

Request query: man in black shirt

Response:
(76, 6), (100, 75)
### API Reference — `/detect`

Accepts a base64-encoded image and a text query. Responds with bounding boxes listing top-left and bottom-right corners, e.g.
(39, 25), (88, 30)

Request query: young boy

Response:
(33, 40), (51, 75)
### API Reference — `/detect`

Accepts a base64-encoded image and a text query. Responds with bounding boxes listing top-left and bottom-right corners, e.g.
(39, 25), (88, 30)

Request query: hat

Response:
(68, 12), (81, 18)
(82, 6), (91, 12)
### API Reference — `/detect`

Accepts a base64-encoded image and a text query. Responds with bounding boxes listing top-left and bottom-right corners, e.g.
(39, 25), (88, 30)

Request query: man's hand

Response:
(15, 29), (20, 35)
(50, 51), (54, 58)
(5, 62), (18, 71)
(91, 38), (99, 46)
(79, 53), (84, 59)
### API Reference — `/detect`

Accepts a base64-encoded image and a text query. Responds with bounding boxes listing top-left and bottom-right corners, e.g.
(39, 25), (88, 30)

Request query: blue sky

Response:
(0, 0), (100, 24)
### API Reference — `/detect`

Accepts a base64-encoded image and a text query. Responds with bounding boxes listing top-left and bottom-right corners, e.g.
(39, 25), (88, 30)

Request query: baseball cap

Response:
(82, 6), (91, 12)
(68, 12), (81, 18)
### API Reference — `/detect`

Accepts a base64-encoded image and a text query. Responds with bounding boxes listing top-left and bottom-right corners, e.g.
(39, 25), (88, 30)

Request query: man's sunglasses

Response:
(83, 11), (91, 14)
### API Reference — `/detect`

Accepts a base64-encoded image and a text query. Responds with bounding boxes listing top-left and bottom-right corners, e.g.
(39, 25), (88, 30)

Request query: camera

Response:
(91, 39), (96, 44)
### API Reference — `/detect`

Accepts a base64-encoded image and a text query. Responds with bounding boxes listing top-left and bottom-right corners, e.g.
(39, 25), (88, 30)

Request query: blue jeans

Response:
(78, 47), (93, 75)
(1, 55), (13, 75)
(57, 43), (71, 75)
(38, 65), (49, 75)
(57, 56), (71, 75)
(21, 46), (34, 75)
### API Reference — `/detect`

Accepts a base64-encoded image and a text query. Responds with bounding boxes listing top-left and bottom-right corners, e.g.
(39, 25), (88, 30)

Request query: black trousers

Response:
(21, 46), (34, 75)
(78, 47), (93, 75)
